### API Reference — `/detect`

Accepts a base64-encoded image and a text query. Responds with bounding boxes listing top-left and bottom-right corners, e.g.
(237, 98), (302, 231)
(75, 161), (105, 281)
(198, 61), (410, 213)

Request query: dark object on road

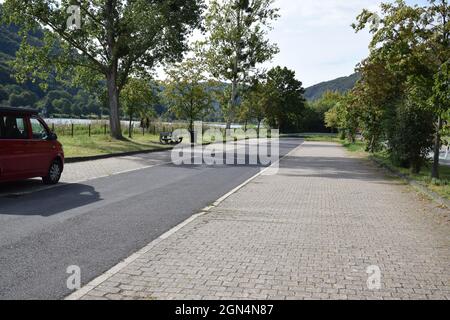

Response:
(0, 107), (64, 184)
(159, 132), (183, 145)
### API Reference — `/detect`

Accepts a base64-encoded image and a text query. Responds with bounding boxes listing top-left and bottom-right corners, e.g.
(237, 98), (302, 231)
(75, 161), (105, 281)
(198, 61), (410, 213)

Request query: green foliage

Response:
(2, 0), (205, 138)
(8, 90), (37, 107)
(431, 61), (450, 115)
(0, 7), (106, 117)
(0, 86), (8, 102)
(52, 97), (72, 115)
(201, 0), (279, 126)
(350, 0), (450, 175)
(298, 103), (328, 133)
(386, 99), (434, 173)
(162, 57), (215, 135)
(297, 90), (344, 133)
(264, 66), (306, 133)
(121, 79), (158, 119)
(240, 80), (268, 131)
(324, 92), (359, 142)
(121, 78), (158, 136)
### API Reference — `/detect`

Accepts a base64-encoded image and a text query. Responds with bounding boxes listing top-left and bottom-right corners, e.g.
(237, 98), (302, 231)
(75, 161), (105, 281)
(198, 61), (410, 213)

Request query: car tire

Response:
(42, 159), (62, 185)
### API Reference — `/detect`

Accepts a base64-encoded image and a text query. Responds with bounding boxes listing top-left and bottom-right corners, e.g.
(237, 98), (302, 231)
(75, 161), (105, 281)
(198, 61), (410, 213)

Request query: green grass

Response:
(58, 128), (256, 159)
(369, 151), (450, 199)
(59, 134), (170, 158)
(291, 133), (339, 142)
(342, 141), (366, 153)
(305, 134), (450, 200)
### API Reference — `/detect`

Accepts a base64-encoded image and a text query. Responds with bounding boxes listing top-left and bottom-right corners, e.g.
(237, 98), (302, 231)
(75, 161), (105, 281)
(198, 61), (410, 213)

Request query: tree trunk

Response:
(128, 112), (133, 139)
(227, 5), (242, 130)
(257, 120), (261, 138)
(106, 69), (123, 139)
(227, 79), (238, 130)
(432, 115), (443, 179)
(189, 119), (194, 144)
(369, 135), (376, 153)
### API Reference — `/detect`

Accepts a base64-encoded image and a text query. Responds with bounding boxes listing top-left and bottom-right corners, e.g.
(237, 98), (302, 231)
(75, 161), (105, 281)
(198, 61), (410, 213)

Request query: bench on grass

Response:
(159, 132), (183, 145)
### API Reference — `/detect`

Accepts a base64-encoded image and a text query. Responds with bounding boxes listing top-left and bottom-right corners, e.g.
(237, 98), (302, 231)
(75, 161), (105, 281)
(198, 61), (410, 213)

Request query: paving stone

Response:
(76, 142), (450, 300)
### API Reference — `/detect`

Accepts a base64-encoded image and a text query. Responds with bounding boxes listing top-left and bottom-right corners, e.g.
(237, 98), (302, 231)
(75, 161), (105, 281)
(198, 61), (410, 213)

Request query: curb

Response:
(64, 142), (216, 163)
(370, 156), (450, 208)
(65, 140), (304, 300)
(65, 147), (173, 163)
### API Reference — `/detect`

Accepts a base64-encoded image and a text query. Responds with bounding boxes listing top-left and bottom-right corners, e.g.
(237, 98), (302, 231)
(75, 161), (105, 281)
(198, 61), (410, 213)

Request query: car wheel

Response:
(42, 159), (62, 185)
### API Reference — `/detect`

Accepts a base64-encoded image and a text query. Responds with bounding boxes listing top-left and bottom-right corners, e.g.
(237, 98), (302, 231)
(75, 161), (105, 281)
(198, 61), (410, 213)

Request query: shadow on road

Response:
(0, 183), (101, 216)
(0, 179), (50, 196)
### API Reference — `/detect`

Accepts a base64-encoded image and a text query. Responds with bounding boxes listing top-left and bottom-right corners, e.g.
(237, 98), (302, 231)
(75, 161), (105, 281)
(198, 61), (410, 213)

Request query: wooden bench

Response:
(159, 132), (183, 145)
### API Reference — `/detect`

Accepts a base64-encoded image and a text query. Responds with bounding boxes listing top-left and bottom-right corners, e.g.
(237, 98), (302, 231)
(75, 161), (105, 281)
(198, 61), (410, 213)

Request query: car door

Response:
(28, 117), (54, 176)
(0, 113), (34, 180)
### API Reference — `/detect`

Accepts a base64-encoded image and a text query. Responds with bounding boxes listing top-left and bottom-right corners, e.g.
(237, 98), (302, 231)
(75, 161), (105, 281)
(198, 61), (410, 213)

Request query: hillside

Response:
(304, 73), (360, 101)
(0, 18), (46, 96)
(0, 6), (108, 118)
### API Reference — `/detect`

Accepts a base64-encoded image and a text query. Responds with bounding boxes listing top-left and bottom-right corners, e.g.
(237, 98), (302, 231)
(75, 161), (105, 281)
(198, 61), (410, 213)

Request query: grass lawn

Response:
(370, 151), (450, 199)
(59, 134), (170, 158)
(302, 134), (450, 200)
(59, 130), (254, 159)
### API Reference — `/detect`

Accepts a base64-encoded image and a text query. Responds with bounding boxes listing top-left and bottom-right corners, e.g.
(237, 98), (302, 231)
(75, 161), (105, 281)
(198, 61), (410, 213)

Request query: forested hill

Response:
(0, 16), (46, 96)
(304, 73), (360, 101)
(0, 6), (107, 118)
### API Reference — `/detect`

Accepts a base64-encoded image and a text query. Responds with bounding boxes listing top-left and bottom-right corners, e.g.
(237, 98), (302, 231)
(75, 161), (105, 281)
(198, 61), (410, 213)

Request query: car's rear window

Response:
(0, 114), (29, 140)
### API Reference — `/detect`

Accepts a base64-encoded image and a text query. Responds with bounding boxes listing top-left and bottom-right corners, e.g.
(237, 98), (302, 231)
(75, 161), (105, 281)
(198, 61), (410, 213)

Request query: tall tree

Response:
(425, 0), (449, 178)
(240, 80), (268, 134)
(121, 78), (157, 138)
(352, 56), (400, 152)
(2, 0), (204, 139)
(354, 0), (449, 176)
(324, 92), (359, 142)
(162, 57), (215, 143)
(201, 0), (279, 129)
(264, 66), (306, 133)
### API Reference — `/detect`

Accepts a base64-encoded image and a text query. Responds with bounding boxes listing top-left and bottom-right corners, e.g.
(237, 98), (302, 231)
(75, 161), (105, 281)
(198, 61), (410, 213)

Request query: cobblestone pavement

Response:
(72, 141), (450, 300)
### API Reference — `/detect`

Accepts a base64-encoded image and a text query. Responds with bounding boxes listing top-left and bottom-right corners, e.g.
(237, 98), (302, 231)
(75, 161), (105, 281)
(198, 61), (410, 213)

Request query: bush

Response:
(386, 100), (434, 173)
(0, 86), (8, 102)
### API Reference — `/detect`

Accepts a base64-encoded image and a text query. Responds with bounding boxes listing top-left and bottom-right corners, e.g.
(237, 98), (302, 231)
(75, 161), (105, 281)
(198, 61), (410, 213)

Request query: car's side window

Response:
(30, 118), (48, 140)
(0, 115), (29, 140)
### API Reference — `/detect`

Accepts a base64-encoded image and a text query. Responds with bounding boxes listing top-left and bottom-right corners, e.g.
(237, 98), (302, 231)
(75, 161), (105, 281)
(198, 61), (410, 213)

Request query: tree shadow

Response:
(277, 155), (398, 183)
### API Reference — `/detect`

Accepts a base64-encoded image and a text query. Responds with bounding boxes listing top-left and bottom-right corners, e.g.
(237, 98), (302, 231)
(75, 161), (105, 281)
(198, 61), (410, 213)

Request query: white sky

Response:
(262, 0), (427, 87)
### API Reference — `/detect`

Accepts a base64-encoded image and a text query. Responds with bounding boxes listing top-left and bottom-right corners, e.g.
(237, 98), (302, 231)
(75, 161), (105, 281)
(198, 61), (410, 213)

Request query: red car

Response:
(0, 107), (64, 184)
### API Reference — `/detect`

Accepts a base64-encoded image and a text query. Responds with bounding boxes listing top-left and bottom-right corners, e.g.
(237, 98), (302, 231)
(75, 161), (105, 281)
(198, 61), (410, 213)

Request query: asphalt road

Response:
(0, 138), (303, 299)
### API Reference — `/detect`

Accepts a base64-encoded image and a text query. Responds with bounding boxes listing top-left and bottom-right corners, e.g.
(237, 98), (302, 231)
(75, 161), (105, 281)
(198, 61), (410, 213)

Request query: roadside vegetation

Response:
(323, 1), (449, 182)
(58, 122), (256, 159)
(302, 133), (450, 200)
(1, 0), (307, 147)
(0, 0), (447, 177)
(301, 1), (449, 194)
(59, 135), (166, 159)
